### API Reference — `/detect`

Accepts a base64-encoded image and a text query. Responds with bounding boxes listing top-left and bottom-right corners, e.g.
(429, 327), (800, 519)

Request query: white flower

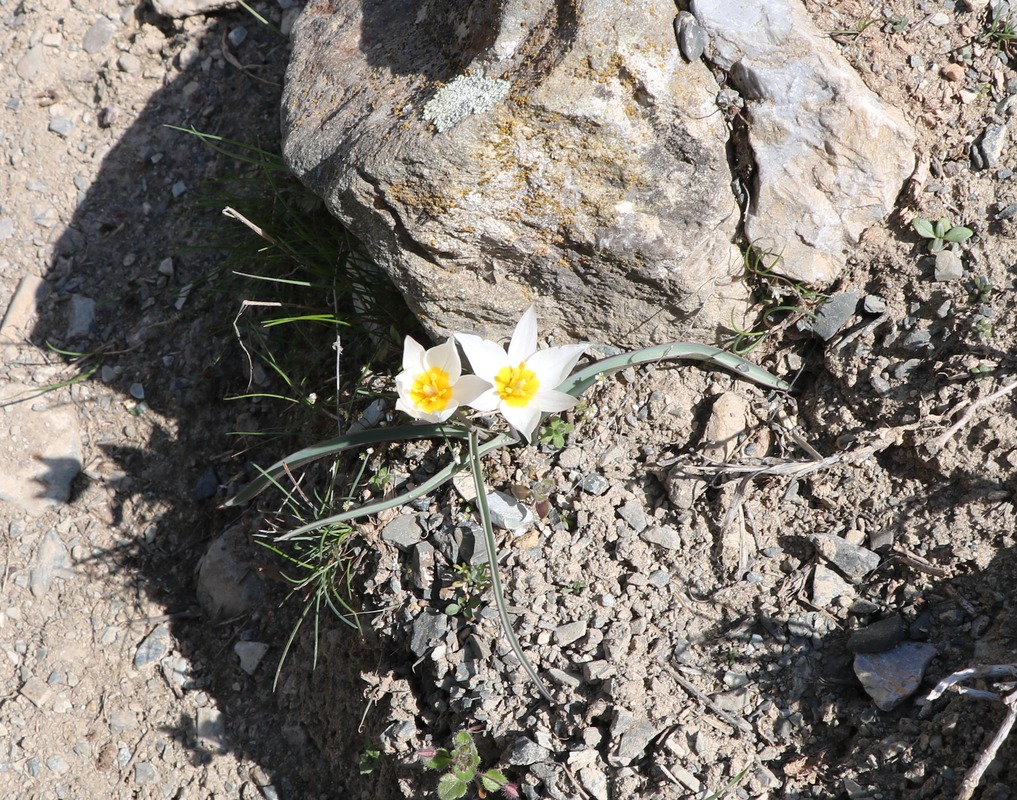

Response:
(395, 337), (490, 423)
(456, 306), (588, 441)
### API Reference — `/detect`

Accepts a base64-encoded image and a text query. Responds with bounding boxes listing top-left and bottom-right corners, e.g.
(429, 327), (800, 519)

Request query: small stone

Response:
(809, 292), (859, 341)
(995, 203), (1017, 220)
(46, 756), (70, 774)
(580, 474), (610, 495)
(31, 529), (72, 597)
(486, 490), (533, 530)
(196, 707), (227, 753)
(0, 217), (14, 240)
(675, 11), (706, 62)
(67, 294), (96, 338)
(381, 514), (422, 549)
(134, 762), (158, 785)
(639, 525), (682, 550)
(854, 642), (937, 711)
(581, 660), (615, 681)
(579, 766), (609, 800)
(979, 123), (1008, 169)
(616, 500), (647, 533)
(171, 181), (188, 198)
(234, 641), (269, 675)
(547, 668), (582, 689)
(811, 564), (855, 607)
(117, 52), (141, 74)
(862, 294), (887, 314)
(504, 737), (551, 766)
(228, 25), (248, 47)
(409, 609), (449, 658)
(157, 257), (174, 276)
(410, 540), (435, 590)
(192, 466), (219, 502)
(20, 677), (54, 708)
(82, 18), (116, 54)
(847, 614), (906, 654)
(554, 621), (588, 647)
(129, 383), (145, 400)
(196, 527), (263, 617)
(48, 118), (75, 138)
(610, 719), (658, 766)
(16, 46), (48, 81)
(135, 624), (171, 666)
(934, 249), (964, 281)
(940, 63), (965, 82)
(810, 533), (880, 582)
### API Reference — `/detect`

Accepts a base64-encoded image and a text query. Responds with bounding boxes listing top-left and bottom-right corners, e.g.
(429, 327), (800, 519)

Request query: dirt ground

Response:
(2, 1), (1017, 799)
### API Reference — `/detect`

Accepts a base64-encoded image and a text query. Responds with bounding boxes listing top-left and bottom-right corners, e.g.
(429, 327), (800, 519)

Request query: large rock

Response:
(282, 0), (747, 347)
(692, 0), (917, 284)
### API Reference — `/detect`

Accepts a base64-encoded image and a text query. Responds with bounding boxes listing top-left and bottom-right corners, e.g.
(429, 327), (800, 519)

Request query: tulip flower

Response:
(395, 337), (489, 423)
(456, 306), (588, 441)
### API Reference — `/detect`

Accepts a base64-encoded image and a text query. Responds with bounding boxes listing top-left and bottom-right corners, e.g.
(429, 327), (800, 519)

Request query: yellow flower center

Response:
(409, 367), (453, 413)
(495, 362), (539, 407)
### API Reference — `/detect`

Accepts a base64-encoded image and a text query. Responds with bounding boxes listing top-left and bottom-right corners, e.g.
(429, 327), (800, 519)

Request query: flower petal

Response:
(528, 343), (589, 388)
(507, 305), (538, 363)
(401, 336), (426, 373)
(455, 333), (509, 383)
(451, 374), (492, 405)
(423, 337), (462, 382)
(464, 386), (501, 412)
(499, 402), (542, 441)
(531, 389), (578, 414)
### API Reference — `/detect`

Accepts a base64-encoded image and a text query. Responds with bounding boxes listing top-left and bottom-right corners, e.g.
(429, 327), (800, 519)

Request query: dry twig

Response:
(929, 377), (1017, 452)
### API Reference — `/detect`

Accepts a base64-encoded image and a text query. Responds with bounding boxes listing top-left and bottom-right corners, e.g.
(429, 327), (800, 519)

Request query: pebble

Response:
(409, 609), (449, 658)
(135, 624), (171, 666)
(16, 46), (47, 81)
(847, 614), (906, 654)
(228, 25), (248, 47)
(135, 762), (158, 784)
(811, 564), (854, 606)
(45, 755), (70, 774)
(810, 533), (880, 583)
(67, 294), (96, 338)
(234, 641), (270, 675)
(854, 642), (937, 711)
(20, 676), (54, 708)
(48, 118), (75, 138)
(934, 249), (964, 281)
(809, 291), (859, 341)
(82, 17), (116, 54)
(196, 527), (264, 617)
(609, 719), (658, 766)
(31, 529), (72, 597)
(381, 514), (422, 549)
(978, 122), (1008, 169)
(940, 63), (965, 82)
(504, 736), (551, 766)
(615, 500), (647, 533)
(554, 621), (588, 647)
(410, 540), (435, 590)
(118, 52), (142, 74)
(862, 294), (886, 314)
(192, 466), (219, 502)
(486, 490), (533, 530)
(639, 525), (682, 550)
(196, 707), (228, 753)
(675, 11), (706, 62)
(0, 217), (13, 240)
(580, 474), (610, 496)
(171, 181), (188, 198)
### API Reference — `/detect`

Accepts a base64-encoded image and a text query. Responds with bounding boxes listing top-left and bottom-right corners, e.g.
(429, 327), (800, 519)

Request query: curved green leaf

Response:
(912, 217), (935, 239)
(943, 226), (973, 243)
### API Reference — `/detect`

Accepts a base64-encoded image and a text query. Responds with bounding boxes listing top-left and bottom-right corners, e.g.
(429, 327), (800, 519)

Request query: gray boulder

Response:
(692, 0), (917, 284)
(282, 0), (748, 347)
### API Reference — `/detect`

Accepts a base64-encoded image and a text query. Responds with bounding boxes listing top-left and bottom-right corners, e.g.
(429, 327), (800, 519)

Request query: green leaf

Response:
(481, 770), (508, 791)
(359, 748), (380, 774)
(928, 238), (944, 253)
(437, 773), (468, 800)
(453, 731), (475, 749)
(425, 753), (453, 771)
(934, 218), (949, 239)
(944, 225), (974, 243)
(912, 217), (935, 239)
(444, 603), (462, 616)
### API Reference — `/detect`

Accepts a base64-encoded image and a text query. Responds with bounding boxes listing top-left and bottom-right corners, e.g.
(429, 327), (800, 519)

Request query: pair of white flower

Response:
(395, 306), (587, 441)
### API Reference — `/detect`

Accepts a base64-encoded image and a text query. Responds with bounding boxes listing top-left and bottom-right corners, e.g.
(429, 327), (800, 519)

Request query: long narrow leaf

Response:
(559, 342), (791, 397)
(469, 430), (554, 703)
(274, 432), (516, 540)
(225, 423), (475, 507)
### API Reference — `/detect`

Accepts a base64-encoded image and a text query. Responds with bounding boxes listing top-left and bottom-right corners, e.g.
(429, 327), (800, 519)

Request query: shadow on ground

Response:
(29, 5), (397, 798)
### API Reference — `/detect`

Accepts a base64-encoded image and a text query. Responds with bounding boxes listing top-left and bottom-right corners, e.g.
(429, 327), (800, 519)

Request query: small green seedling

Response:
(360, 747), (380, 775)
(419, 731), (517, 799)
(537, 417), (573, 448)
(558, 579), (588, 596)
(912, 217), (973, 253)
(444, 563), (491, 619)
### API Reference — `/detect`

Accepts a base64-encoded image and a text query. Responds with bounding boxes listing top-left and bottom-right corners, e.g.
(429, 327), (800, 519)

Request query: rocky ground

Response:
(2, 1), (1017, 799)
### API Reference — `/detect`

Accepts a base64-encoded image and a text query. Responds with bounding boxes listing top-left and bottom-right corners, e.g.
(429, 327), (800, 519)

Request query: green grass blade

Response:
(225, 423), (476, 507)
(273, 432), (516, 540)
(470, 429), (554, 703)
(558, 342), (791, 397)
